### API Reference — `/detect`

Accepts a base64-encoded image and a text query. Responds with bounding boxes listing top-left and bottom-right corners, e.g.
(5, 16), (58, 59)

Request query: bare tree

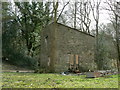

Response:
(105, 0), (120, 71)
(57, 1), (69, 22)
(52, 1), (92, 34)
(76, 0), (91, 34)
(53, 1), (58, 22)
(90, 0), (101, 69)
(50, 0), (70, 72)
(74, 2), (77, 29)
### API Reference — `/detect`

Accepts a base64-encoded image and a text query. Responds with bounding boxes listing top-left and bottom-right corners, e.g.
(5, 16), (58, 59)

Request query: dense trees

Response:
(2, 0), (119, 71)
(13, 2), (52, 57)
(2, 1), (52, 69)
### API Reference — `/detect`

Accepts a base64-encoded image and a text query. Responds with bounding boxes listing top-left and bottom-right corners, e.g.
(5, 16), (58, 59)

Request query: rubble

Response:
(86, 70), (118, 78)
(60, 70), (118, 77)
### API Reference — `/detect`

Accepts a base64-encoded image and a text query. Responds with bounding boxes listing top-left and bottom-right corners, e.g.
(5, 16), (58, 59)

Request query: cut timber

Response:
(76, 55), (79, 64)
(70, 54), (74, 65)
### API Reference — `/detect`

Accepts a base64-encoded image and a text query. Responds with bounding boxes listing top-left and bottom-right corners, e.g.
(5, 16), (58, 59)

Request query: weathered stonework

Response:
(40, 22), (96, 73)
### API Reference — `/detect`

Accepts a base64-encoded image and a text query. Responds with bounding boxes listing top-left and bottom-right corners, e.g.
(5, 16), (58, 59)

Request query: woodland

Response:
(2, 0), (120, 72)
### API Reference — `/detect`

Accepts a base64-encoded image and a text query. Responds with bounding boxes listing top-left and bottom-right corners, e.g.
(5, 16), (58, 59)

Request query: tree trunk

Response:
(49, 1), (58, 72)
(95, 20), (100, 69)
(74, 2), (77, 29)
(115, 14), (120, 72)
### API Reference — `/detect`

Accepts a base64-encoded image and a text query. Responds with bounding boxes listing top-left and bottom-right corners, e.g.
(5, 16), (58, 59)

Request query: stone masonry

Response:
(40, 22), (96, 73)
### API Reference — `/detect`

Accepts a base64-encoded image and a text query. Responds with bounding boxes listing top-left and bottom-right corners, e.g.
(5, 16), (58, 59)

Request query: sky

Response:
(57, 0), (112, 29)
(2, 0), (120, 29)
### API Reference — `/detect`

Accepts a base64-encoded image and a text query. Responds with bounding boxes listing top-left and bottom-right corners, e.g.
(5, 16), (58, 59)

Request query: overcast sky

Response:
(2, 0), (120, 29)
(57, 0), (112, 29)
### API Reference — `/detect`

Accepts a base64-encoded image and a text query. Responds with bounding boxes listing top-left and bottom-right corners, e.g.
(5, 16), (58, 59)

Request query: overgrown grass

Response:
(2, 72), (119, 88)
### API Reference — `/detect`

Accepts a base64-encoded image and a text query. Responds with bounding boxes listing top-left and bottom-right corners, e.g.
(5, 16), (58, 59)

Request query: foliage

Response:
(95, 28), (117, 70)
(2, 2), (37, 69)
(97, 31), (110, 70)
(2, 1), (119, 71)
(13, 2), (52, 56)
(2, 72), (118, 88)
(2, 2), (52, 69)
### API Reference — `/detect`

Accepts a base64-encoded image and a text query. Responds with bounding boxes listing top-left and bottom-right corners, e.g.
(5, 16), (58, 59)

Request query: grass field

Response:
(2, 72), (119, 88)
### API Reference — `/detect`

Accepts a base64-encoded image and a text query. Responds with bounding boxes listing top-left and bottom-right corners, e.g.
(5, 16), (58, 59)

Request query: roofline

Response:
(47, 21), (95, 37)
(56, 22), (95, 37)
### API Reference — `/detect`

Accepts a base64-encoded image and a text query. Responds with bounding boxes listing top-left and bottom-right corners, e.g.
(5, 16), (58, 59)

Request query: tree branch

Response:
(56, 1), (69, 22)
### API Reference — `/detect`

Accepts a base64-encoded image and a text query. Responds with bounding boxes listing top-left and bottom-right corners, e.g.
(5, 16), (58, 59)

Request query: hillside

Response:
(2, 61), (34, 72)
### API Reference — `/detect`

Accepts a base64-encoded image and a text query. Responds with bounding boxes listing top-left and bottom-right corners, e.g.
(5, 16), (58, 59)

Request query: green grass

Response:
(2, 72), (119, 88)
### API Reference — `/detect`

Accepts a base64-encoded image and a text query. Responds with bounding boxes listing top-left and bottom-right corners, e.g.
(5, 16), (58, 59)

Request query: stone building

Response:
(40, 22), (96, 73)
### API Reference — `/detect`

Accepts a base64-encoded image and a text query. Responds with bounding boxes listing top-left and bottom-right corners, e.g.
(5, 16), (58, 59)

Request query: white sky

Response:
(2, 0), (120, 29)
(57, 0), (112, 29)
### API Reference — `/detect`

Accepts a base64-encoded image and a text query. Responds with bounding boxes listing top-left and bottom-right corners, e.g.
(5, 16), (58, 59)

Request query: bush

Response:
(3, 47), (37, 70)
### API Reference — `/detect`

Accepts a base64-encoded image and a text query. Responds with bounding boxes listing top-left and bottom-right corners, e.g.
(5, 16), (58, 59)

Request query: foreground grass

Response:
(2, 72), (118, 88)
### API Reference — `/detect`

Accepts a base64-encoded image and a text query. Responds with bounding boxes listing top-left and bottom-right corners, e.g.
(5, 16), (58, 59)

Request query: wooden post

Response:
(74, 54), (76, 70)
(69, 54), (74, 70)
(76, 55), (79, 64)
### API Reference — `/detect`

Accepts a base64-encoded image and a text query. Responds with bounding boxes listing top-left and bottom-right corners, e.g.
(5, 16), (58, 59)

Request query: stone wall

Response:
(54, 23), (96, 72)
(40, 23), (55, 72)
(40, 22), (96, 73)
